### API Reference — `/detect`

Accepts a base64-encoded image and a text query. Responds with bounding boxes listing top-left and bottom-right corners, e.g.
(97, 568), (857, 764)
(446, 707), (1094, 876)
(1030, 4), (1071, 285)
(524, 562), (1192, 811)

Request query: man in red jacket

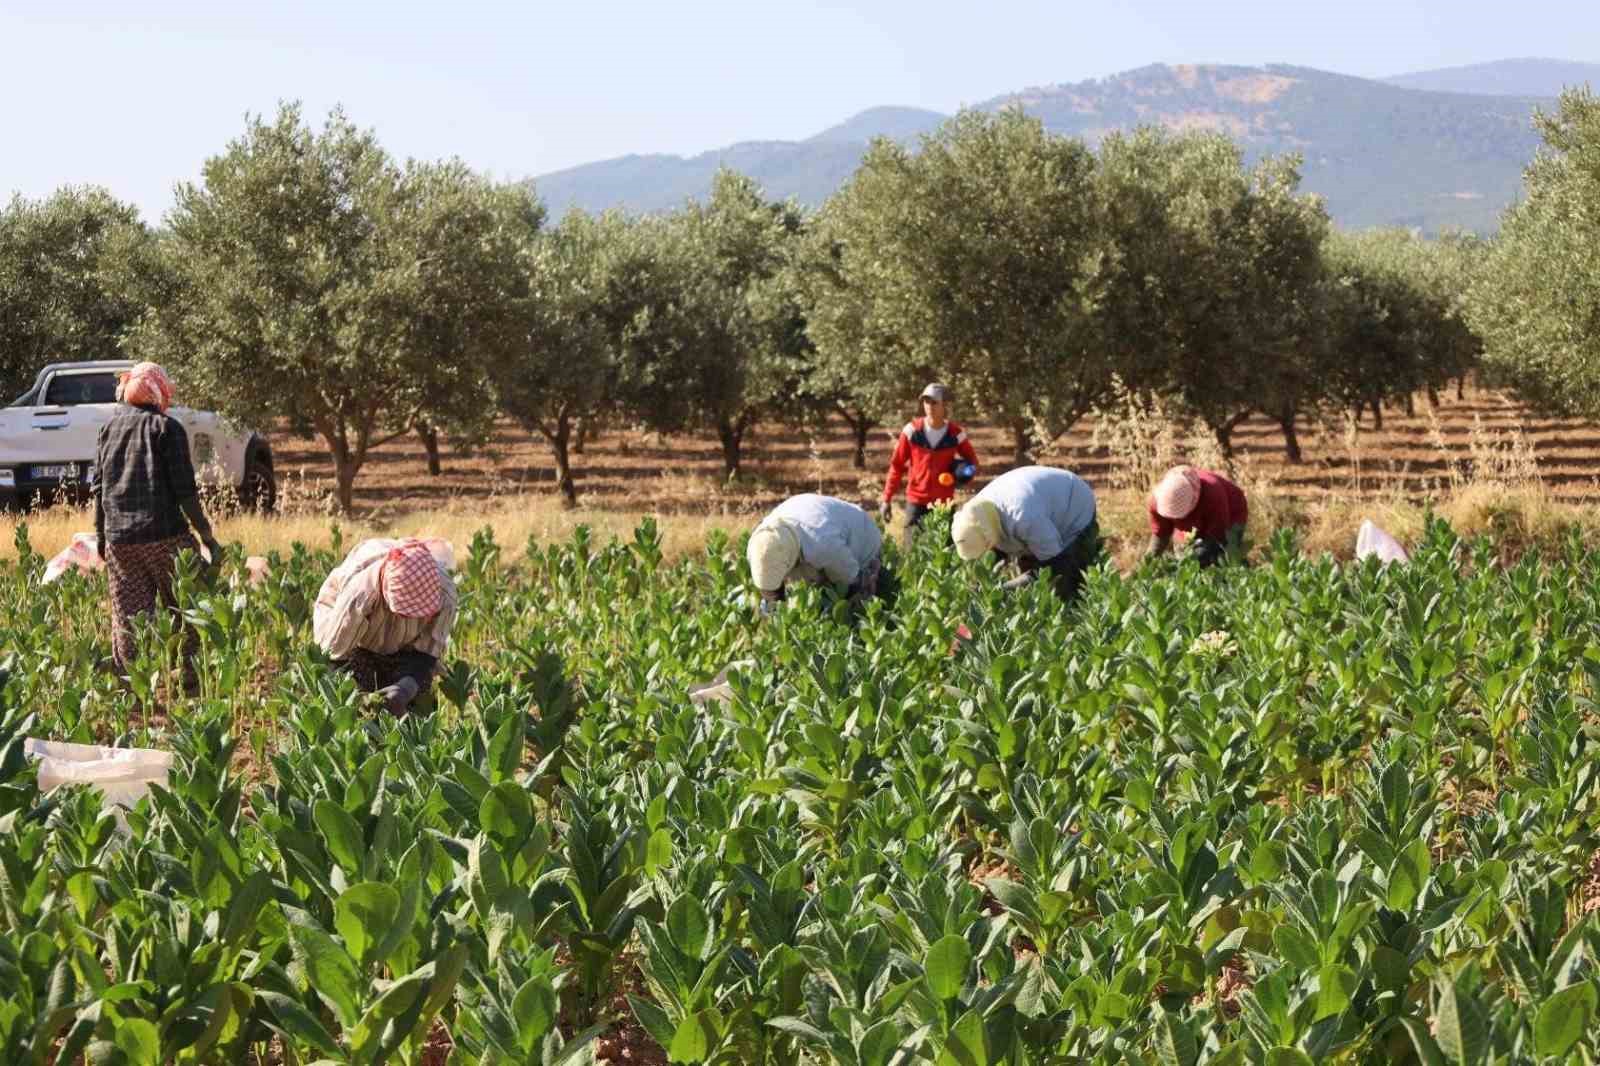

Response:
(880, 383), (981, 531)
(1147, 465), (1249, 567)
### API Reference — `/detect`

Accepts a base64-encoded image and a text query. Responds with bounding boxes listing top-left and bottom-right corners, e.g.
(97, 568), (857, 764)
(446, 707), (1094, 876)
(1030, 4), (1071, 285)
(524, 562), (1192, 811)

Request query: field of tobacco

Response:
(4, 513), (1600, 1066)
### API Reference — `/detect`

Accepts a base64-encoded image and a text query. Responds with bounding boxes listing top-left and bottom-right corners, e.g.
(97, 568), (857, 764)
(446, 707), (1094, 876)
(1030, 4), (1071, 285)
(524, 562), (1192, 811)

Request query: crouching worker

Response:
(748, 494), (883, 616)
(1147, 465), (1248, 567)
(313, 538), (457, 713)
(951, 466), (1100, 602)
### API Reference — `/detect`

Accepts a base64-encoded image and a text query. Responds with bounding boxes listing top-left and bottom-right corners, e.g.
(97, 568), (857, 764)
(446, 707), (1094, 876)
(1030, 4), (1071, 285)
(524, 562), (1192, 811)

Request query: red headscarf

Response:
(119, 362), (174, 412)
(378, 539), (446, 618)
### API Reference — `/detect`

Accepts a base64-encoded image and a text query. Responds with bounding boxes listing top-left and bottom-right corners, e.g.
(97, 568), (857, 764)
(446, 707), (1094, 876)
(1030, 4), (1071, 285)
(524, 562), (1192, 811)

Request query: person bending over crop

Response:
(749, 494), (883, 616)
(880, 382), (979, 532)
(95, 362), (223, 689)
(1146, 465), (1248, 567)
(313, 538), (457, 714)
(951, 466), (1101, 602)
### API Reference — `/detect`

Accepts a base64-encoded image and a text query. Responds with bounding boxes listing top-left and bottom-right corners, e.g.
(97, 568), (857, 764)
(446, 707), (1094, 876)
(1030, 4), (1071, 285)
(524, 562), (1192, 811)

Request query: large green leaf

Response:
(1535, 983), (1597, 1058)
(925, 934), (972, 1001)
(334, 882), (402, 969)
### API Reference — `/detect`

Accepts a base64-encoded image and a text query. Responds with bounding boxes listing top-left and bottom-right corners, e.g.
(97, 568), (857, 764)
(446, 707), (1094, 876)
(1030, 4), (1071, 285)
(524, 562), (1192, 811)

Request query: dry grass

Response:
(0, 498), (752, 567)
(8, 384), (1600, 569)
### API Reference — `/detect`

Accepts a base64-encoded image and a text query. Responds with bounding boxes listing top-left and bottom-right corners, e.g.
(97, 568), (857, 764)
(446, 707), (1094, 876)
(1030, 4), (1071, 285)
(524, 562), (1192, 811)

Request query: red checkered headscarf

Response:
(378, 539), (446, 618)
(118, 362), (174, 413)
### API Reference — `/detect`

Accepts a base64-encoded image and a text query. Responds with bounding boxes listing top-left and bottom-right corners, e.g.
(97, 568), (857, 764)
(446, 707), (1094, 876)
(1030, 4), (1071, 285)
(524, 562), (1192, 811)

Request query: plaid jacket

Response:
(95, 406), (201, 547)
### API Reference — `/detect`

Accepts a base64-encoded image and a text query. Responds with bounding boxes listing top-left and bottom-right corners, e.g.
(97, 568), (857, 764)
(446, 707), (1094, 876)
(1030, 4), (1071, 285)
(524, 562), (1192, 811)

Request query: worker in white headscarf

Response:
(951, 465), (1100, 601)
(748, 494), (883, 616)
(313, 537), (458, 713)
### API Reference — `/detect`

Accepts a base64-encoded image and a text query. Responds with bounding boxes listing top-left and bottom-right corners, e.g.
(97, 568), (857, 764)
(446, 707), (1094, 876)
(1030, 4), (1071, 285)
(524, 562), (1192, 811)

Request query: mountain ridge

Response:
(533, 59), (1566, 233)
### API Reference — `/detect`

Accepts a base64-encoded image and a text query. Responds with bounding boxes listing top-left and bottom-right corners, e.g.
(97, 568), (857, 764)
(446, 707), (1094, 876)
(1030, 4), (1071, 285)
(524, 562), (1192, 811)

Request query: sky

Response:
(4, 0), (1598, 221)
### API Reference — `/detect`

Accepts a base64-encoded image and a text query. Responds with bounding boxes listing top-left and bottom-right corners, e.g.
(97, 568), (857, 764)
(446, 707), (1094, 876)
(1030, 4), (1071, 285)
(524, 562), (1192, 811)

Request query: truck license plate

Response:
(31, 463), (78, 480)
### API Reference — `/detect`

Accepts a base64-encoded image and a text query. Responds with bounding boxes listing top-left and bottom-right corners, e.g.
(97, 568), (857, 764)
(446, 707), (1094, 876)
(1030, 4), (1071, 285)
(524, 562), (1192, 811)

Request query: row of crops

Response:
(4, 514), (1600, 1065)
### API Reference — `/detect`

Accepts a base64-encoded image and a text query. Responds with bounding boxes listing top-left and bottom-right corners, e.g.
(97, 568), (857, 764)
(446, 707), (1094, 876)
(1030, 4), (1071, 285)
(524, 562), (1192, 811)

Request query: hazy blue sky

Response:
(4, 0), (1597, 220)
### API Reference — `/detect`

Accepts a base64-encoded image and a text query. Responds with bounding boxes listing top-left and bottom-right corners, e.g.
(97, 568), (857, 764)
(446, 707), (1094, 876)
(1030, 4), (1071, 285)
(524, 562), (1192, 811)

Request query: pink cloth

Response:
(379, 539), (446, 618)
(119, 362), (173, 412)
(1149, 469), (1248, 542)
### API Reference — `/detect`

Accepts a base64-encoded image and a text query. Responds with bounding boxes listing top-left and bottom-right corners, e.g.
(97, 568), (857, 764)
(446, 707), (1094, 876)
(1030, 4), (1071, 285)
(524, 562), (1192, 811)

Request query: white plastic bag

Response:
(42, 533), (103, 584)
(24, 738), (174, 813)
(689, 660), (758, 706)
(1355, 520), (1409, 565)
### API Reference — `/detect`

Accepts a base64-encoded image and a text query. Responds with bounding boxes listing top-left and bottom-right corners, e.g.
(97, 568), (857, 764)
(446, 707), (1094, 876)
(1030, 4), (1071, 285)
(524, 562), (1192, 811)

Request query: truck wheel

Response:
(238, 449), (277, 513)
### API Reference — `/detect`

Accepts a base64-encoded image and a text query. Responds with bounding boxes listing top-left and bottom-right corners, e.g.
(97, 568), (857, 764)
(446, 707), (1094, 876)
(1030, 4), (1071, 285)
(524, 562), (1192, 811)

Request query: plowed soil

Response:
(265, 387), (1596, 518)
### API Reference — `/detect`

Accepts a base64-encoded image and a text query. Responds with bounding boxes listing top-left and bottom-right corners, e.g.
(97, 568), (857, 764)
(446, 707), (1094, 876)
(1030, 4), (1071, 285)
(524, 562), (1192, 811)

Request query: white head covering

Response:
(951, 500), (1002, 561)
(747, 521), (801, 592)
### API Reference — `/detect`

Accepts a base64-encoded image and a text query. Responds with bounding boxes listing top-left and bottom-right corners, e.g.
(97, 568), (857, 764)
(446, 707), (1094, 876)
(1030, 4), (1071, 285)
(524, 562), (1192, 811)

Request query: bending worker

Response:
(880, 382), (979, 531)
(313, 538), (457, 713)
(749, 494), (882, 615)
(951, 465), (1100, 601)
(1147, 465), (1248, 567)
(95, 362), (223, 689)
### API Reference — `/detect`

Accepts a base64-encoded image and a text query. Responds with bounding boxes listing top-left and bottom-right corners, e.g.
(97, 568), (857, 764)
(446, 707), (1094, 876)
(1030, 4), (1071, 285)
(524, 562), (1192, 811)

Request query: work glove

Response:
(879, 500), (893, 525)
(758, 598), (779, 619)
(377, 676), (420, 715)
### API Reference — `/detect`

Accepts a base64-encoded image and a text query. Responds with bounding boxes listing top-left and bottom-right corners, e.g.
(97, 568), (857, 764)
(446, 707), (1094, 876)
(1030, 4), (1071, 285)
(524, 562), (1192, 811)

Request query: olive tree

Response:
(133, 104), (528, 510)
(1098, 129), (1328, 460)
(492, 209), (673, 504)
(0, 187), (152, 399)
(1462, 91), (1600, 416)
(795, 208), (924, 468)
(817, 110), (1114, 464)
(639, 170), (808, 478)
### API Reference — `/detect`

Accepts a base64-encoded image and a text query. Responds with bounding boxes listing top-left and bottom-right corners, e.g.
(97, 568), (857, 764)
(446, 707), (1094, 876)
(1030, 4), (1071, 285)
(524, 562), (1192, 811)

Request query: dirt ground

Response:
(265, 386), (1595, 518)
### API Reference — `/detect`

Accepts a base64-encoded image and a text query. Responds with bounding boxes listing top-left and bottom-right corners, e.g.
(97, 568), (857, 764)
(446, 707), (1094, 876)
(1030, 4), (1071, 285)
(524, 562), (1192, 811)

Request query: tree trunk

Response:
(573, 416), (590, 456)
(1404, 393), (1415, 417)
(1277, 407), (1303, 463)
(543, 413), (577, 507)
(718, 419), (744, 478)
(1214, 423), (1236, 459)
(1371, 399), (1384, 431)
(1011, 420), (1033, 466)
(1456, 375), (1466, 401)
(417, 423), (442, 476)
(846, 417), (871, 469)
(332, 448), (358, 513)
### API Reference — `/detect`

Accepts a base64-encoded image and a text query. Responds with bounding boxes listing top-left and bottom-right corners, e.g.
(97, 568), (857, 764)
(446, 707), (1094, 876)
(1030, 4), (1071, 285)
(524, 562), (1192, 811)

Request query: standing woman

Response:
(95, 362), (222, 686)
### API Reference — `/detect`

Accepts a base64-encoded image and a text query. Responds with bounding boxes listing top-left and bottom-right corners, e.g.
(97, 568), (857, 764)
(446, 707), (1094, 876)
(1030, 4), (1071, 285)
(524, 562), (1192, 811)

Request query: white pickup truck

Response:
(0, 361), (275, 512)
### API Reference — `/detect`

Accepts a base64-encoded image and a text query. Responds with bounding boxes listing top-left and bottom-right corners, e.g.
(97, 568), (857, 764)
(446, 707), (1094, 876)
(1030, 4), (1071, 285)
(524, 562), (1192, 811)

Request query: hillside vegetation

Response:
(534, 61), (1550, 232)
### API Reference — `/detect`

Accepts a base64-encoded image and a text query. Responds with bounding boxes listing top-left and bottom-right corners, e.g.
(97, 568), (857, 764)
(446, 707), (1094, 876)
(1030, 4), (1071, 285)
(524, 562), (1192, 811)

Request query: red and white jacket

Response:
(883, 418), (980, 506)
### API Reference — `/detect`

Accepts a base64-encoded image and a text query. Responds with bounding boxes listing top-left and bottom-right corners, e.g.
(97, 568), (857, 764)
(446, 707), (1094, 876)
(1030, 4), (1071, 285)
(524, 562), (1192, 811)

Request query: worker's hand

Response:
(377, 676), (420, 715)
(758, 598), (779, 619)
(879, 500), (893, 525)
(1002, 572), (1038, 592)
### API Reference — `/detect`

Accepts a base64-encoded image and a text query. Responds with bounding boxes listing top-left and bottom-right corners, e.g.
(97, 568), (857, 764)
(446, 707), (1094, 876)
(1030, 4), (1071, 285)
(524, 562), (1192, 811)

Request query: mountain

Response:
(1385, 58), (1600, 97)
(532, 62), (1551, 233)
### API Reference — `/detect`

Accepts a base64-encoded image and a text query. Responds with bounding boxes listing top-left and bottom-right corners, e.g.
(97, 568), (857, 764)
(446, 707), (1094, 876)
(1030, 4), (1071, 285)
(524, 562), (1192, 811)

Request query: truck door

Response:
(169, 406), (225, 488)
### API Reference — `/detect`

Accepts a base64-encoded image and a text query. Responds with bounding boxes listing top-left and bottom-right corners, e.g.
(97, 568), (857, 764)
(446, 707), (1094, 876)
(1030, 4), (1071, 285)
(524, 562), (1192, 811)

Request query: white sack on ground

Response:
(24, 738), (174, 813)
(690, 660), (758, 705)
(1355, 520), (1409, 565)
(42, 533), (103, 584)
